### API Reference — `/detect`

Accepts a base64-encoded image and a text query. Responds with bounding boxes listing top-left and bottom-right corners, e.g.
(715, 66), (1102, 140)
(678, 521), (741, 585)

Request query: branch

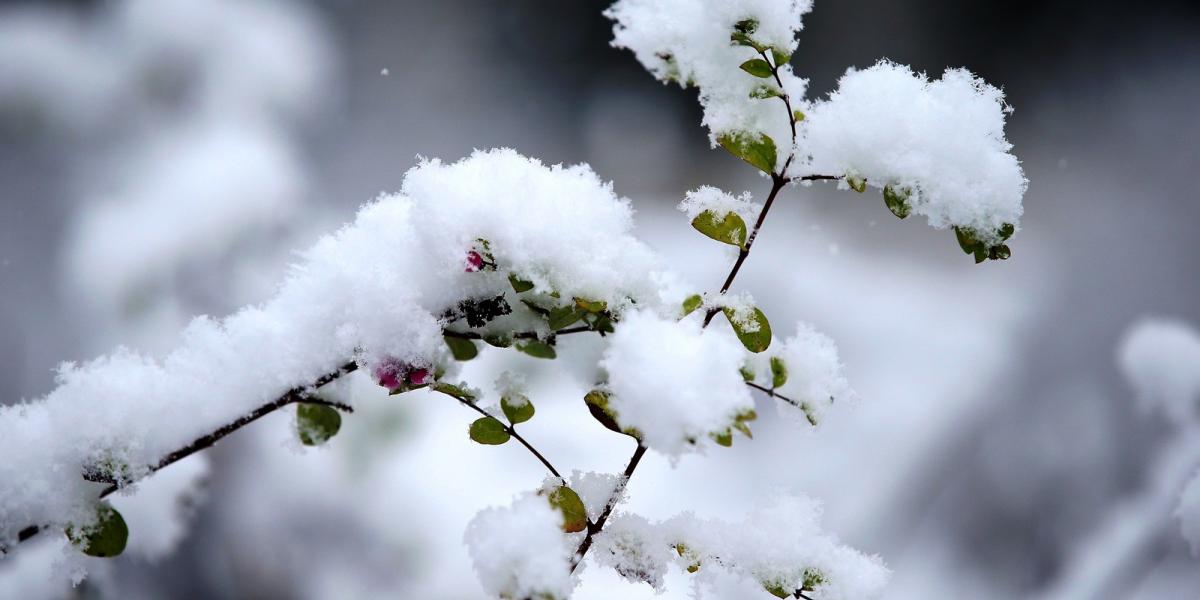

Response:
(570, 443), (647, 572)
(450, 395), (564, 480)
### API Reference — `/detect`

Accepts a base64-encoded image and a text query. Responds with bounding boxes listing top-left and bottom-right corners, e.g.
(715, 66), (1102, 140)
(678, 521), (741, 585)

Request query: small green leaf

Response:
(792, 109), (806, 122)
(433, 382), (477, 402)
(989, 244), (1011, 260)
(802, 568), (827, 591)
(444, 335), (479, 361)
(733, 420), (753, 439)
(739, 364), (756, 382)
(954, 226), (980, 254)
(508, 273), (535, 293)
(297, 402), (342, 446)
(730, 19), (766, 51)
(547, 486), (589, 533)
(749, 84), (781, 99)
(763, 582), (791, 599)
(847, 174), (867, 193)
(717, 131), (778, 174)
(770, 47), (791, 66)
(501, 394), (535, 424)
(681, 294), (704, 317)
(712, 429), (733, 447)
(468, 416), (510, 445)
(723, 306), (773, 353)
(521, 298), (551, 317)
(691, 210), (748, 248)
(483, 335), (512, 348)
(584, 390), (641, 439)
(974, 248), (988, 264)
(574, 298), (608, 314)
(998, 222), (1016, 240)
(548, 305), (584, 330)
(770, 356), (788, 389)
(882, 185), (911, 219)
(739, 58), (774, 78)
(66, 504), (128, 558)
(517, 340), (557, 359)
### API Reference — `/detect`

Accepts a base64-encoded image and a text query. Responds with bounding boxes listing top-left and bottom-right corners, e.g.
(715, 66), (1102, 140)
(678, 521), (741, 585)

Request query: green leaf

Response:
(792, 109), (806, 122)
(739, 364), (756, 382)
(739, 58), (774, 78)
(501, 394), (535, 425)
(433, 382), (477, 402)
(712, 429), (733, 447)
(723, 306), (773, 353)
(802, 568), (827, 591)
(749, 84), (781, 99)
(548, 305), (584, 330)
(468, 416), (510, 445)
(882, 185), (911, 219)
(521, 298), (551, 317)
(998, 222), (1016, 240)
(691, 210), (748, 248)
(847, 174), (867, 193)
(989, 244), (1011, 260)
(770, 356), (788, 388)
(733, 420), (753, 439)
(584, 390), (641, 439)
(717, 131), (778, 174)
(763, 582), (791, 599)
(730, 19), (766, 52)
(483, 335), (512, 348)
(297, 402), (342, 446)
(508, 273), (535, 293)
(770, 47), (791, 66)
(681, 294), (704, 317)
(444, 335), (479, 361)
(517, 340), (557, 359)
(574, 297), (608, 314)
(954, 226), (981, 254)
(66, 504), (128, 558)
(547, 486), (589, 533)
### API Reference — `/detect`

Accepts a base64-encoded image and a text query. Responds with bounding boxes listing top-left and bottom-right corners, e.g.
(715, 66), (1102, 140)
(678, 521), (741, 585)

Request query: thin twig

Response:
(570, 443), (647, 572)
(451, 396), (563, 480)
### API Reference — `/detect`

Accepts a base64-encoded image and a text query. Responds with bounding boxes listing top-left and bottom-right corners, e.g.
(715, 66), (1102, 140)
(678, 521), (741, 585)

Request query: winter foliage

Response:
(0, 0), (1035, 598)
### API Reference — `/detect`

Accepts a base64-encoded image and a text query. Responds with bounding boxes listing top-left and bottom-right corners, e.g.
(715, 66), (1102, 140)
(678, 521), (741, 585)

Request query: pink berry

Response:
(407, 368), (430, 386)
(465, 250), (484, 272)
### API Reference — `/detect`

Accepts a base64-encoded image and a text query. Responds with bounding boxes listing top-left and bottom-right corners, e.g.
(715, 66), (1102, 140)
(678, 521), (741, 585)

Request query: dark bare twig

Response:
(570, 443), (647, 572)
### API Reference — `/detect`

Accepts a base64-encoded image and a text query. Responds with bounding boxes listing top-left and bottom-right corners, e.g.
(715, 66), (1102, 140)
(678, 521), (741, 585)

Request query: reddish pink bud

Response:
(465, 250), (484, 272)
(407, 368), (430, 386)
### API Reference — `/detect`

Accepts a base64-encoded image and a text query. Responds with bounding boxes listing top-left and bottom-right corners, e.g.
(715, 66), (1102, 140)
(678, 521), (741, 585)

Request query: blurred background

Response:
(1, 0), (1198, 598)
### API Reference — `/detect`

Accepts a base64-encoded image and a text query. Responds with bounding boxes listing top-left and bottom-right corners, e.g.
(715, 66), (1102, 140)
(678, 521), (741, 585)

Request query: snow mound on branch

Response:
(607, 0), (812, 159)
(0, 149), (666, 547)
(464, 494), (576, 599)
(600, 310), (754, 457)
(801, 61), (1027, 242)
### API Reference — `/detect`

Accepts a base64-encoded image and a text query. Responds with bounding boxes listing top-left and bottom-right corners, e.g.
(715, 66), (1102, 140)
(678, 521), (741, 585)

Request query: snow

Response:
(801, 61), (1027, 243)
(597, 494), (889, 599)
(463, 493), (576, 599)
(600, 310), (755, 457)
(0, 149), (668, 547)
(607, 0), (812, 163)
(749, 323), (856, 424)
(1117, 317), (1200, 424)
(679, 186), (761, 224)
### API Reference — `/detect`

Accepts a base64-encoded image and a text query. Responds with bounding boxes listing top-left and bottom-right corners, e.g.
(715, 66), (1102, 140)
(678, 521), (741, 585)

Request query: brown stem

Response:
(452, 396), (563, 480)
(570, 443), (647, 572)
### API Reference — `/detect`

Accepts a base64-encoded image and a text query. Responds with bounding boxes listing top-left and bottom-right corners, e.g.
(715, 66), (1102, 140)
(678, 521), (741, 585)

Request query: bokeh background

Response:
(1, 0), (1198, 598)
